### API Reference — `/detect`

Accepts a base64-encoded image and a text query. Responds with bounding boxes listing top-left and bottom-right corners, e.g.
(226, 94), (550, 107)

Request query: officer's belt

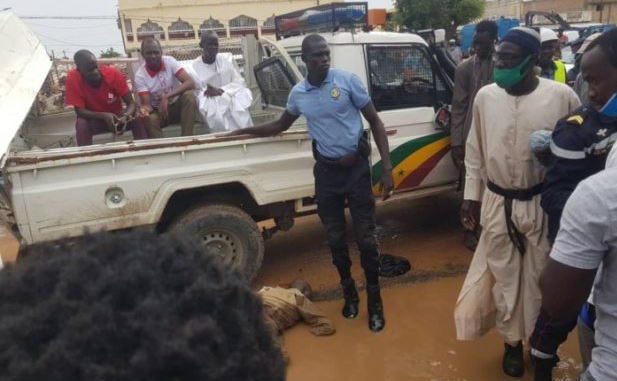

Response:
(487, 181), (543, 256)
(313, 144), (361, 167)
(312, 131), (370, 168)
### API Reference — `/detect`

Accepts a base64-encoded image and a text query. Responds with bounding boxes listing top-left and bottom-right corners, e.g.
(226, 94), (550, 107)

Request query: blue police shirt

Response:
(286, 68), (371, 159)
(542, 105), (617, 241)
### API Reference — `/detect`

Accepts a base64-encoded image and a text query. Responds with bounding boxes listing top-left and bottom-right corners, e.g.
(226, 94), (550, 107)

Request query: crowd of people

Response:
(1, 17), (616, 381)
(450, 22), (617, 381)
(65, 32), (253, 146)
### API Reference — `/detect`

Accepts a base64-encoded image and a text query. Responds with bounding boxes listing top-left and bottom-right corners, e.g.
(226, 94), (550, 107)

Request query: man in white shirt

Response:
(135, 37), (197, 138)
(190, 31), (253, 131)
(540, 168), (617, 381)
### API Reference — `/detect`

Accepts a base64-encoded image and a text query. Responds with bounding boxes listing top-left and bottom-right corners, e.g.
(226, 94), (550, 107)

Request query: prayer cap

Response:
(501, 27), (541, 57)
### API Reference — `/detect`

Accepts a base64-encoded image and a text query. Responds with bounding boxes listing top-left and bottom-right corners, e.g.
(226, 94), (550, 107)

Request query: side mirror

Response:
(434, 103), (451, 132)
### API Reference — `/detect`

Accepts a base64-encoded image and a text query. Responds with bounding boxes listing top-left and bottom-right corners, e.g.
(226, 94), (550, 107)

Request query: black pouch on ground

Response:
(378, 254), (411, 278)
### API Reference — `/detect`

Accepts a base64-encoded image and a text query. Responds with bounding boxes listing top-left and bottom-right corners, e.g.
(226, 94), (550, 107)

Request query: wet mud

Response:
(254, 193), (583, 380)
(254, 193), (471, 298)
(284, 277), (582, 381)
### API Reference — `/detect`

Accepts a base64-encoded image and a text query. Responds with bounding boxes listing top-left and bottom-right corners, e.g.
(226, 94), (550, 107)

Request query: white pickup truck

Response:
(1, 11), (457, 279)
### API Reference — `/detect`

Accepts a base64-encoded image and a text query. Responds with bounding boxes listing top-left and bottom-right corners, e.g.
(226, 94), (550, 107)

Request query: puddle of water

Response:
(284, 276), (582, 381)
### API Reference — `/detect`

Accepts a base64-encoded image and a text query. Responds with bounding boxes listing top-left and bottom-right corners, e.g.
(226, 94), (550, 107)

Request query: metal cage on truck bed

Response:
(274, 2), (368, 40)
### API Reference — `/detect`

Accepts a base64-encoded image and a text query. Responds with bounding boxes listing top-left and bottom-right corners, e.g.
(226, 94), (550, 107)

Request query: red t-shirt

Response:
(64, 65), (130, 116)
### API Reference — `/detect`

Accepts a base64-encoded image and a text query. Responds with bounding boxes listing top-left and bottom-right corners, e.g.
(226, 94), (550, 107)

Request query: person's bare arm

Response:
(138, 93), (153, 116)
(159, 70), (195, 119)
(228, 111), (299, 137)
(121, 92), (137, 118)
(361, 101), (394, 200)
(540, 259), (596, 319)
(541, 178), (608, 319)
(167, 69), (195, 99)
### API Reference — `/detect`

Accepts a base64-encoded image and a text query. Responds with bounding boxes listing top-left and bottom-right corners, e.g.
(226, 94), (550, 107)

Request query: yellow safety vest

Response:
(553, 60), (567, 84)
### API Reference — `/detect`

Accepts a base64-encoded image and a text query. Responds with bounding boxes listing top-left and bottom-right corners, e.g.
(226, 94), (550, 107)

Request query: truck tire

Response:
(169, 204), (264, 281)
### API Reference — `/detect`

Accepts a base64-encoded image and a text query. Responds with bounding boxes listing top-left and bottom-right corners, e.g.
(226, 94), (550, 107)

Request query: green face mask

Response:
(494, 56), (533, 89)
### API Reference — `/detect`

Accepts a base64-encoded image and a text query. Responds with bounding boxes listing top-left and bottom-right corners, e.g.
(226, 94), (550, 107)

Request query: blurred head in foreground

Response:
(0, 231), (284, 381)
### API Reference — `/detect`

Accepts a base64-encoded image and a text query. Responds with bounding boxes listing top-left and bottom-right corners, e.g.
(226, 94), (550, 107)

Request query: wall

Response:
(483, 0), (617, 24)
(118, 0), (332, 52)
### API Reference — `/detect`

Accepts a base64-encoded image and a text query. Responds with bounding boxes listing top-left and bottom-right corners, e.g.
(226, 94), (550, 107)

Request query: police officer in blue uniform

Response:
(230, 34), (395, 332)
(530, 28), (617, 381)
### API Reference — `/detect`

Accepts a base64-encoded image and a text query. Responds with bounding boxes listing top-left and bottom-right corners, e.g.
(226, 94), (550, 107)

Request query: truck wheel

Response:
(169, 204), (264, 281)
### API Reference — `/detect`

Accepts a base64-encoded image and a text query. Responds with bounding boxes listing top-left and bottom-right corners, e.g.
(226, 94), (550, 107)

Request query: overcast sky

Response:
(2, 0), (394, 57)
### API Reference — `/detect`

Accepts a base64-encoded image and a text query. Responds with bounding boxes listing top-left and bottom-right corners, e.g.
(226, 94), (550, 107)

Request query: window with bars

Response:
(199, 17), (225, 37)
(366, 45), (448, 111)
(262, 15), (275, 34)
(137, 19), (165, 41)
(254, 58), (296, 108)
(168, 18), (195, 40)
(230, 15), (258, 36)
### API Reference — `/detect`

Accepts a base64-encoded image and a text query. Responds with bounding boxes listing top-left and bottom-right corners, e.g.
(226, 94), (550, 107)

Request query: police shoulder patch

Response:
(566, 115), (585, 126)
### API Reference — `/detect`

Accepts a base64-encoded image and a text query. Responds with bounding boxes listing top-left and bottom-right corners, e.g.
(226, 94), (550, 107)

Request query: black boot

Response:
(341, 278), (359, 319)
(367, 284), (385, 332)
(532, 355), (558, 381)
(503, 342), (524, 377)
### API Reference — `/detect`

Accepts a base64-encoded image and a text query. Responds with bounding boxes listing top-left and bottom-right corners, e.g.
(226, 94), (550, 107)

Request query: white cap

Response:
(540, 27), (559, 43)
(449, 39), (456, 44)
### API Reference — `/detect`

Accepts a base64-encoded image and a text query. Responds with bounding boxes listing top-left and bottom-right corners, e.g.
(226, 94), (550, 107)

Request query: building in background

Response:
(117, 0), (337, 53)
(483, 0), (617, 24)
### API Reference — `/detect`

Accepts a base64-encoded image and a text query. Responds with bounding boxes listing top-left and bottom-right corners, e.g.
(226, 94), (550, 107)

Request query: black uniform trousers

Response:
(314, 156), (380, 285)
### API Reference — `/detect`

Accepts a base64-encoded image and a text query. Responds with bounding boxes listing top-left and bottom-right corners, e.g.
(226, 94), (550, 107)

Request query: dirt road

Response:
(254, 193), (583, 381)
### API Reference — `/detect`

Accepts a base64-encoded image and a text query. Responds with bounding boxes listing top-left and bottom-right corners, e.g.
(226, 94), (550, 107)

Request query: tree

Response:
(100, 47), (122, 58)
(395, 0), (485, 36)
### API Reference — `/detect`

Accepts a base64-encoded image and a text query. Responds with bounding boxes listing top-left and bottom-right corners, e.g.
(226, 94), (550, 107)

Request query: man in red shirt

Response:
(65, 50), (148, 146)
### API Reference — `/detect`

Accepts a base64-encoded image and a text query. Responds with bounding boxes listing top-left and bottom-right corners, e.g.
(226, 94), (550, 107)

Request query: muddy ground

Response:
(254, 193), (582, 381)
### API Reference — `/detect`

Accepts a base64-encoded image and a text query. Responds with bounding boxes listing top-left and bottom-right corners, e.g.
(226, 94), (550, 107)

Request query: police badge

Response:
(330, 86), (341, 100)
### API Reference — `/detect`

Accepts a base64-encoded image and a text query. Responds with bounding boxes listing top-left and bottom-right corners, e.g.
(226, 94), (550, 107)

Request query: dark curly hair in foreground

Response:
(0, 231), (284, 381)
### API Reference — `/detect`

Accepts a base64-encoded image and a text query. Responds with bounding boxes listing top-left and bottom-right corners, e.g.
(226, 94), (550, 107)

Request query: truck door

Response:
(365, 43), (458, 195)
(253, 56), (298, 112)
(254, 38), (308, 131)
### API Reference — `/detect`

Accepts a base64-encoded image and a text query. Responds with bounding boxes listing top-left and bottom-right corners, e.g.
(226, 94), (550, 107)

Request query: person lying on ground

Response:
(260, 279), (335, 363)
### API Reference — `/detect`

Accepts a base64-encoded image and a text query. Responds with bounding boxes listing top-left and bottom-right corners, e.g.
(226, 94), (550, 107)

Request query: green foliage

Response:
(100, 47), (122, 58)
(395, 0), (485, 31)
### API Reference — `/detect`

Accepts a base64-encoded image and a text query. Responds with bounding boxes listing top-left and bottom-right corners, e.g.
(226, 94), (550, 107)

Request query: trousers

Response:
(75, 117), (148, 146)
(314, 155), (380, 285)
(145, 92), (197, 138)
